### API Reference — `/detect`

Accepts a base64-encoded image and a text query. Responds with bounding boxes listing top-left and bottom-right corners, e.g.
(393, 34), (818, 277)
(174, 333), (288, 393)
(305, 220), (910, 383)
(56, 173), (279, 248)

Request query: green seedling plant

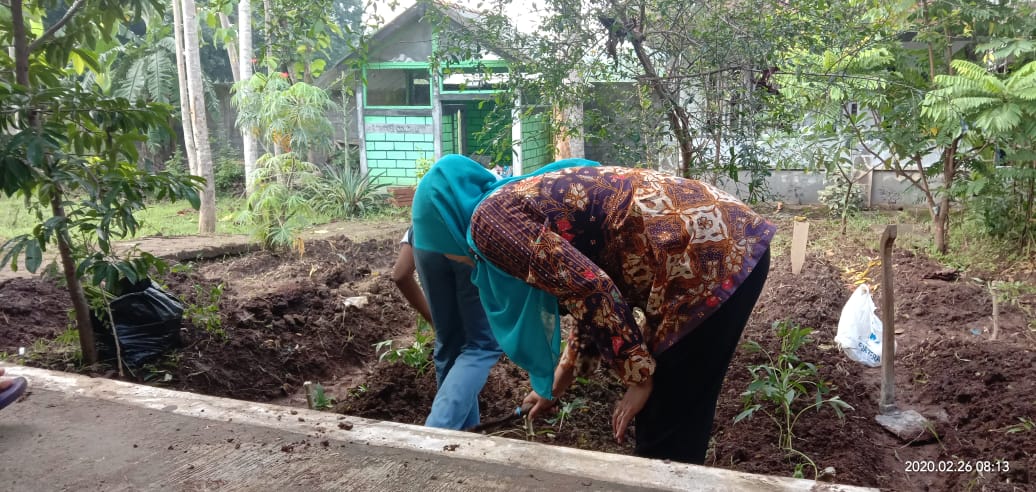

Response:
(994, 416), (1034, 434)
(735, 320), (853, 478)
(311, 383), (335, 411)
(547, 397), (587, 432)
(374, 317), (434, 375)
(184, 284), (226, 341)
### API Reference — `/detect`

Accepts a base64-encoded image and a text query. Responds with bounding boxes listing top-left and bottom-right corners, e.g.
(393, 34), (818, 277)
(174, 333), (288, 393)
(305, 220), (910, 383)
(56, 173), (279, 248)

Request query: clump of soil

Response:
(2, 225), (1034, 491)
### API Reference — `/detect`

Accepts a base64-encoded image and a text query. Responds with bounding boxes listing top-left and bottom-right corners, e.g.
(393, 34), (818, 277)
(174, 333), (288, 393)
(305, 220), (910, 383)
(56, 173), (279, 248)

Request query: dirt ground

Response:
(2, 213), (1034, 491)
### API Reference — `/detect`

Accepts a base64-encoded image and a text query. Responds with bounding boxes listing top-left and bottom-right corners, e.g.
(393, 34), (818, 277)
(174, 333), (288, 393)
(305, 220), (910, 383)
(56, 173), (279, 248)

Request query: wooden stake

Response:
(879, 225), (897, 413)
(303, 381), (315, 410)
(990, 281), (1000, 341)
(791, 219), (810, 275)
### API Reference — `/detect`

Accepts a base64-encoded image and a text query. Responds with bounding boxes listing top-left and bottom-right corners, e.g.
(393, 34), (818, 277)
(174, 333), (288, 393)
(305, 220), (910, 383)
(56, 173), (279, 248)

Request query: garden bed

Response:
(1, 215), (1033, 491)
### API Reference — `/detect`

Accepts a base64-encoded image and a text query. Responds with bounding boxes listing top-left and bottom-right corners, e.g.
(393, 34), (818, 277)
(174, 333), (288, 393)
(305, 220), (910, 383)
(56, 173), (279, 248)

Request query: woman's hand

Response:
(524, 363), (578, 420)
(612, 375), (653, 444)
(522, 390), (556, 419)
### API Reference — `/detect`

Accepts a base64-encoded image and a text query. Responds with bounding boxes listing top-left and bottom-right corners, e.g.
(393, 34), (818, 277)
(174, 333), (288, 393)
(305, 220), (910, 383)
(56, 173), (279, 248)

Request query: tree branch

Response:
(27, 0), (86, 52)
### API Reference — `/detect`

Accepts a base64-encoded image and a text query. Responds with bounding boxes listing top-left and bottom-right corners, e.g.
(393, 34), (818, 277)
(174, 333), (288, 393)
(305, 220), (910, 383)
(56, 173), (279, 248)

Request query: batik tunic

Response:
(469, 166), (776, 386)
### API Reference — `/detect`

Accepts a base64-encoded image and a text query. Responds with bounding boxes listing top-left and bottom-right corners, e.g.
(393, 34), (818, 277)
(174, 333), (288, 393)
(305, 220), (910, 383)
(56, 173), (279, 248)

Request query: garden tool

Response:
(465, 402), (534, 433)
(874, 225), (931, 441)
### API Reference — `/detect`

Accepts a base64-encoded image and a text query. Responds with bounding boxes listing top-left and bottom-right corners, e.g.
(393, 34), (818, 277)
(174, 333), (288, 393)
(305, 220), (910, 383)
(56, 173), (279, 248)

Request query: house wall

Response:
(369, 20), (434, 62)
(441, 112), (457, 154)
(364, 115), (435, 185)
(460, 100), (511, 166)
(520, 110), (551, 173)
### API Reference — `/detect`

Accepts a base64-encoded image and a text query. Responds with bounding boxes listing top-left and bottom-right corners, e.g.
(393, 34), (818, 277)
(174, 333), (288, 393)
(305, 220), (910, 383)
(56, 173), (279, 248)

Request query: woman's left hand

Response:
(612, 375), (653, 444)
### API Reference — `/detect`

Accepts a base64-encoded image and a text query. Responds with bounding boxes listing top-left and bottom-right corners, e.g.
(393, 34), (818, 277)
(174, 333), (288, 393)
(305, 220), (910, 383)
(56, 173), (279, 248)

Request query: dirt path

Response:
(0, 218), (409, 281)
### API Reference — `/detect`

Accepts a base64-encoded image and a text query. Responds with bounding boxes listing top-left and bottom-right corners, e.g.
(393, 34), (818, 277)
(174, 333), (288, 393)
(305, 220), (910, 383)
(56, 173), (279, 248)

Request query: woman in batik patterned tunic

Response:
(412, 155), (774, 464)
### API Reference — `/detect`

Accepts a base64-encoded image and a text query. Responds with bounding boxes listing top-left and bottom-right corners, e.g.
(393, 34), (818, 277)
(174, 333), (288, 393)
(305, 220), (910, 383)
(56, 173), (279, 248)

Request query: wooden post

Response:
(991, 281), (1000, 341)
(879, 225), (897, 413)
(790, 219), (809, 275)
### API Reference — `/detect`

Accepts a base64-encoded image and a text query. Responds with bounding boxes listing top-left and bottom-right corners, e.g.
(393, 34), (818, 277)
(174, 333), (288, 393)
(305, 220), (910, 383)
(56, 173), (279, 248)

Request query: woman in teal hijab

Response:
(412, 154), (596, 403)
(414, 153), (775, 465)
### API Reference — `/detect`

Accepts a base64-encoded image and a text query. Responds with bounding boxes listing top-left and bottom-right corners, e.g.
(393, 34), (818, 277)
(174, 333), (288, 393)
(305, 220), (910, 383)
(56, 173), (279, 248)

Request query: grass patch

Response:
(0, 195), (251, 241)
(780, 204), (1032, 278)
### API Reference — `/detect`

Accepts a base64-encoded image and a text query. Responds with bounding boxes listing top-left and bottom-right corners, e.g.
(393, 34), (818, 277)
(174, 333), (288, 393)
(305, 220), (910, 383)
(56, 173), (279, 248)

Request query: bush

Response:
(308, 164), (389, 219)
(213, 150), (245, 195)
(817, 175), (863, 219)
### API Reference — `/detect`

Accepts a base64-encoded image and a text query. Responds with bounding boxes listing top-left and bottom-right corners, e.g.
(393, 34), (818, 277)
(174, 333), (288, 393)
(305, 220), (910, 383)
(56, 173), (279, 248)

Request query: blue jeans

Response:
(413, 249), (502, 430)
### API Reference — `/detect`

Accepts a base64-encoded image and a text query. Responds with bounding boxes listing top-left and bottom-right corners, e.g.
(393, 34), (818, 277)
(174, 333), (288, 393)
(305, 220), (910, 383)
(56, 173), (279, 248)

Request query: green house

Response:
(319, 2), (554, 186)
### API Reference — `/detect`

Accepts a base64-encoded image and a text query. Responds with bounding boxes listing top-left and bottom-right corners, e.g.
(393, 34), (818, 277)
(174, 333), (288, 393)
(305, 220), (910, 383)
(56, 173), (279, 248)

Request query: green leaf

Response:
(24, 240), (42, 273)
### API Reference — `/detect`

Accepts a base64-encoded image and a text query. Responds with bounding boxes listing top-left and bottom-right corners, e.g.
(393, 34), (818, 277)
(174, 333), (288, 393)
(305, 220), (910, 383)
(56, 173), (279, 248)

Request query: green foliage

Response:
(308, 165), (389, 219)
(736, 321), (852, 477)
(213, 149), (245, 195)
(817, 175), (863, 219)
(310, 383), (335, 411)
(184, 283), (226, 340)
(236, 153), (319, 252)
(0, 86), (203, 289)
(374, 317), (434, 375)
(1002, 417), (1034, 434)
(233, 74), (336, 156)
(546, 397), (586, 432)
(415, 157), (433, 181)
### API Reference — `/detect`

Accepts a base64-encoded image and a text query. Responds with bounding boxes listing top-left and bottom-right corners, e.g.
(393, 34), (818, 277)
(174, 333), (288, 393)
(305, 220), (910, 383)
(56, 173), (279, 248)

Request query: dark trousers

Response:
(634, 249), (771, 464)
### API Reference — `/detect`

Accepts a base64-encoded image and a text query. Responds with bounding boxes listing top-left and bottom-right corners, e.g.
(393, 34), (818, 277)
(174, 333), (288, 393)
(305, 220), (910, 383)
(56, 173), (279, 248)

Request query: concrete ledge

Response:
(1, 364), (876, 491)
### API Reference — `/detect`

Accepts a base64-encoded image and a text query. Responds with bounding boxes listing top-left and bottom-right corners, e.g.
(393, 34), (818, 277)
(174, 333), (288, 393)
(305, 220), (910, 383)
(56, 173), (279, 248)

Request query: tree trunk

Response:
(172, 0), (199, 177)
(11, 0), (97, 364)
(219, 13), (240, 82)
(11, 0), (29, 86)
(934, 138), (960, 254)
(180, 0), (217, 233)
(239, 0), (258, 195)
(263, 0), (273, 73)
(51, 191), (98, 365)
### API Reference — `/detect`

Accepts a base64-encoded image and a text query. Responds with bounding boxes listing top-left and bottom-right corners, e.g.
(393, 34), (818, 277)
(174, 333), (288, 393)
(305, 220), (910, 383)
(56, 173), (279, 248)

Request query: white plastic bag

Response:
(834, 284), (887, 367)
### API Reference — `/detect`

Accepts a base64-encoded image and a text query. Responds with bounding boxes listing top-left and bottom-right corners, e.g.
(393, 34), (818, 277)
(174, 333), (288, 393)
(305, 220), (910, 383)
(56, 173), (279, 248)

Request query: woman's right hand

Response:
(523, 363), (577, 420)
(522, 390), (555, 420)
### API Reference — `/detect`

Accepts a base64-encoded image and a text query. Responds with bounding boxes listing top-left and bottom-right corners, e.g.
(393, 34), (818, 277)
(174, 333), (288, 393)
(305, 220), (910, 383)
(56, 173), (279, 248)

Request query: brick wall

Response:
(364, 115), (434, 186)
(520, 111), (551, 173)
(441, 112), (456, 155)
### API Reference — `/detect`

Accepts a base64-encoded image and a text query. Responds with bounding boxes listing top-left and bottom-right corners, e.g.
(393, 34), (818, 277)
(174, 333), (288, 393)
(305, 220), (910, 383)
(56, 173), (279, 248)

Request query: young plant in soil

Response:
(374, 317), (434, 375)
(735, 320), (853, 478)
(183, 283), (226, 341)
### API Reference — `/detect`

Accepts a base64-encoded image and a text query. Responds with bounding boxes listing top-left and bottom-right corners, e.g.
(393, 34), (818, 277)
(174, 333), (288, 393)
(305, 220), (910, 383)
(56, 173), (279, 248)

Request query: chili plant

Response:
(735, 321), (852, 476)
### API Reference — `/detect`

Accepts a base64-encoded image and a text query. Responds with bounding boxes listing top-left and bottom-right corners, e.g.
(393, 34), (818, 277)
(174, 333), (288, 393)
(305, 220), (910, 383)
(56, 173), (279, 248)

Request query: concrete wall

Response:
(714, 169), (937, 208)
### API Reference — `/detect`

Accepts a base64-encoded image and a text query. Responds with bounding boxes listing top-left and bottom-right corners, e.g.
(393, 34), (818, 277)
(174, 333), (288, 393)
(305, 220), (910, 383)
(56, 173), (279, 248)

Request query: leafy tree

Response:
(773, 0), (1036, 254)
(1, 0), (203, 364)
(232, 72), (337, 250)
(924, 59), (1036, 249)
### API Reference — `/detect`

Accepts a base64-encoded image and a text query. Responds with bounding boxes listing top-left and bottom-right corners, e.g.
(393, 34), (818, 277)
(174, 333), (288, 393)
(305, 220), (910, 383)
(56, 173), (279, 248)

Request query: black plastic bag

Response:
(93, 278), (184, 369)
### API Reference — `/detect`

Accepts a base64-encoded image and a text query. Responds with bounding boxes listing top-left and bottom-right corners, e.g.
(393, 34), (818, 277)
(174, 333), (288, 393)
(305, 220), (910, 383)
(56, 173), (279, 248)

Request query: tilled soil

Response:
(2, 225), (1034, 491)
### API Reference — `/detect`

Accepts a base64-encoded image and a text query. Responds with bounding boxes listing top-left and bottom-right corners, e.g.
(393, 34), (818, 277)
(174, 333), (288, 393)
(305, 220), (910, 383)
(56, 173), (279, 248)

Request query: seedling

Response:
(736, 320), (853, 478)
(374, 317), (434, 375)
(547, 397), (587, 432)
(184, 284), (226, 340)
(309, 383), (335, 410)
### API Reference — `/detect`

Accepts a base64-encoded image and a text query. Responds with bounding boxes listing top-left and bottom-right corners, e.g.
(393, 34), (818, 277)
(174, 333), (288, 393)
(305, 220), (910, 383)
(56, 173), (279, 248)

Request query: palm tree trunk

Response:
(172, 0), (199, 177)
(239, 0), (258, 195)
(180, 0), (217, 233)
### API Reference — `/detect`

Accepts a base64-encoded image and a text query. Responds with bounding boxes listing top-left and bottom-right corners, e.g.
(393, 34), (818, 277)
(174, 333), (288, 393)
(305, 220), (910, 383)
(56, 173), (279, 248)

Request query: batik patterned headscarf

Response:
(412, 154), (598, 399)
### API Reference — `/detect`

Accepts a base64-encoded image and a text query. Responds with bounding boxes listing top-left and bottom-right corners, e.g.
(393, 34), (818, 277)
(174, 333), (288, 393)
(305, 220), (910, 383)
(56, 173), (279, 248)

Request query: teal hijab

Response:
(412, 154), (599, 399)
